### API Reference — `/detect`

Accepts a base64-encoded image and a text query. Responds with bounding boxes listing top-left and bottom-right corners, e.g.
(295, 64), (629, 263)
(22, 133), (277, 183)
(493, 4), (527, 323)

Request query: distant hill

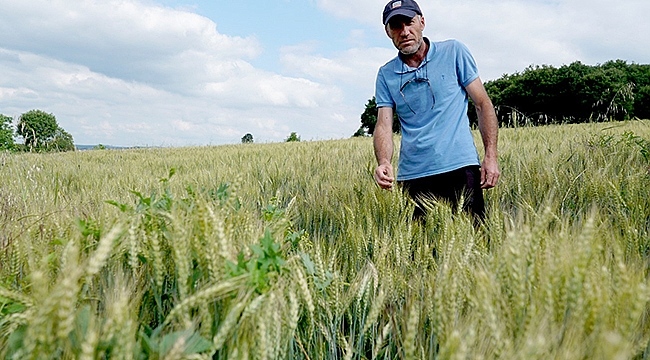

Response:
(75, 144), (128, 150)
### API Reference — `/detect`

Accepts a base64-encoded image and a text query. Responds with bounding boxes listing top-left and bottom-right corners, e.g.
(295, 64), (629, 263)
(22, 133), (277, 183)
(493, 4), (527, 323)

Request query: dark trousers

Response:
(399, 165), (485, 223)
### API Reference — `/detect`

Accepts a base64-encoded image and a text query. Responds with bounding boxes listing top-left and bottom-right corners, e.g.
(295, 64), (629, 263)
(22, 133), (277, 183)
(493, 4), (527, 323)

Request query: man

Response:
(373, 0), (500, 221)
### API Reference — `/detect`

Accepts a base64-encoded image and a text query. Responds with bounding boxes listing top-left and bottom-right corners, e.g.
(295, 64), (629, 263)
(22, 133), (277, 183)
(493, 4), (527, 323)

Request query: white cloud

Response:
(318, 0), (650, 80)
(0, 0), (359, 146)
(0, 0), (262, 92)
(3, 0), (647, 147)
(279, 43), (396, 134)
(280, 44), (394, 96)
(2, 1), (258, 59)
(0, 47), (353, 145)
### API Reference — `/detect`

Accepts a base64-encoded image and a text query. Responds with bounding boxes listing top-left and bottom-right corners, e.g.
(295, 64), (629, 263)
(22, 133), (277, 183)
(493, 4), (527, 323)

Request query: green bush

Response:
(0, 114), (15, 151)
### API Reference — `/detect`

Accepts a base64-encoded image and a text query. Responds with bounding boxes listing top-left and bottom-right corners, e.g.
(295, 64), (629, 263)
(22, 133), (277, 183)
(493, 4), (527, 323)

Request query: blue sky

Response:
(1, 0), (649, 146)
(159, 0), (362, 70)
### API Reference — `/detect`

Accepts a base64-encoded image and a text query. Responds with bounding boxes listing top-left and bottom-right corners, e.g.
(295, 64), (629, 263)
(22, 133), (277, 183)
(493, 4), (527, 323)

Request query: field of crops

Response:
(1, 120), (649, 359)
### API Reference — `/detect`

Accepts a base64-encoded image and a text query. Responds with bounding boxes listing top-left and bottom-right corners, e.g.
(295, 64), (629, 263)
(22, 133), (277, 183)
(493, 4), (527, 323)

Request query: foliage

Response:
(635, 85), (650, 120)
(352, 127), (366, 137)
(588, 130), (650, 162)
(0, 114), (15, 151)
(354, 96), (400, 136)
(16, 110), (58, 150)
(14, 110), (76, 153)
(1, 120), (650, 359)
(285, 132), (300, 142)
(46, 127), (75, 152)
(15, 110), (75, 152)
(241, 133), (254, 144)
(479, 60), (650, 126)
(226, 228), (286, 294)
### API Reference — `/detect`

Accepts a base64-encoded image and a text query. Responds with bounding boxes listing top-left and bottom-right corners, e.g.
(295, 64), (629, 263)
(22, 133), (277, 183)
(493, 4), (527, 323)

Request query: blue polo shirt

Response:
(375, 38), (481, 181)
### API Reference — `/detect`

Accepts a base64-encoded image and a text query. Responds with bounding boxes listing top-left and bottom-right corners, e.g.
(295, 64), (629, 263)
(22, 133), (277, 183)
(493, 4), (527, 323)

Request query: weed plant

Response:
(0, 120), (649, 359)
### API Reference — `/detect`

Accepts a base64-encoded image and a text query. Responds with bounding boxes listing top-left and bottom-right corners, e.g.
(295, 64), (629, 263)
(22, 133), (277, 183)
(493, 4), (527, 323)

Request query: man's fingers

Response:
(481, 172), (499, 189)
(375, 166), (394, 190)
(378, 176), (394, 188)
(481, 181), (493, 189)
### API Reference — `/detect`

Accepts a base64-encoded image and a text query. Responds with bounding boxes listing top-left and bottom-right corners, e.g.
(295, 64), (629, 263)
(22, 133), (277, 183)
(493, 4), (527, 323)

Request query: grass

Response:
(0, 120), (649, 359)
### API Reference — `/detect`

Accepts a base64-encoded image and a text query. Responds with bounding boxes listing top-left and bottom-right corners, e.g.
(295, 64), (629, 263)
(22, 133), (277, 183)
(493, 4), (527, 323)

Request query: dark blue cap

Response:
(383, 0), (422, 25)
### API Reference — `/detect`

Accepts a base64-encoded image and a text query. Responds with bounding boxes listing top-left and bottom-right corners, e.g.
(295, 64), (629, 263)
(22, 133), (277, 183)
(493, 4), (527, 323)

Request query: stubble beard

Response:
(399, 38), (423, 56)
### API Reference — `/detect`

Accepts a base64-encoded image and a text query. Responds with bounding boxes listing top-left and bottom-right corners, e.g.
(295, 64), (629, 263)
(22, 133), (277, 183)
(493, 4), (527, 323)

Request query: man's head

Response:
(383, 0), (425, 56)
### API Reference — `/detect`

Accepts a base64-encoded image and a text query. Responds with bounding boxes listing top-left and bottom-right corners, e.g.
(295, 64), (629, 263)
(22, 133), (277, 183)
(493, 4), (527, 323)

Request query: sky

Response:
(1, 0), (649, 147)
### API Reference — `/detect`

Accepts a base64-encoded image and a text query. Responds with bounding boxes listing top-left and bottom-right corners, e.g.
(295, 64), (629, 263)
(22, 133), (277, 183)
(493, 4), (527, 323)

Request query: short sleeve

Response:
(455, 41), (479, 87)
(375, 68), (394, 108)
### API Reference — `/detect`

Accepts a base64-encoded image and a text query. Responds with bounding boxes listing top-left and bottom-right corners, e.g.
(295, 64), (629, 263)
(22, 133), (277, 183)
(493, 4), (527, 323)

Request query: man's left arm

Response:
(465, 77), (500, 189)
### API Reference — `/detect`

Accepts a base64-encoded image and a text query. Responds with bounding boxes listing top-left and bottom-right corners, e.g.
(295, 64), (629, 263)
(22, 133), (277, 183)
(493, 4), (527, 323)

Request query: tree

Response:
(47, 127), (75, 152)
(352, 127), (367, 137)
(285, 132), (300, 142)
(17, 110), (58, 150)
(635, 85), (650, 120)
(0, 114), (15, 151)
(481, 60), (650, 126)
(241, 133), (254, 144)
(354, 97), (400, 136)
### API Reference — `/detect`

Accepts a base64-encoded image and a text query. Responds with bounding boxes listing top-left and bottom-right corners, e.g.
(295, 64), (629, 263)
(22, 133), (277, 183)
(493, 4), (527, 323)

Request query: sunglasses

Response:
(399, 76), (435, 114)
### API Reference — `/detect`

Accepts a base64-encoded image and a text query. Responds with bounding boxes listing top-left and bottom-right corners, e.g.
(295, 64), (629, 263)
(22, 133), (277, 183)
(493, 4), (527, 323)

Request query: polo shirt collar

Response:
(394, 37), (435, 74)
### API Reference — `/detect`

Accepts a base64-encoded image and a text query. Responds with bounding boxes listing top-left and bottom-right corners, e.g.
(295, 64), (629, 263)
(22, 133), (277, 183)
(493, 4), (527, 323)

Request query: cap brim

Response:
(383, 9), (418, 25)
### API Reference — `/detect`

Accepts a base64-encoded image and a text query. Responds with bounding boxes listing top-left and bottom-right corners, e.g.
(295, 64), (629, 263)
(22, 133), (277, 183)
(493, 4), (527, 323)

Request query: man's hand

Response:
(374, 164), (395, 190)
(480, 157), (500, 189)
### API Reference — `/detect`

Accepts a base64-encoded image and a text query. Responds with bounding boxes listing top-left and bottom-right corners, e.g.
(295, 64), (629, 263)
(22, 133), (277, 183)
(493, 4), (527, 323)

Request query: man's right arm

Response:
(373, 107), (395, 190)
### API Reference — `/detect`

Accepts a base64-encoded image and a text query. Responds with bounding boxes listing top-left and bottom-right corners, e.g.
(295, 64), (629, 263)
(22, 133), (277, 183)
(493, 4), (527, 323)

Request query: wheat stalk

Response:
(403, 300), (420, 360)
(293, 264), (315, 319)
(86, 223), (124, 281)
(165, 276), (247, 326)
(212, 302), (246, 350)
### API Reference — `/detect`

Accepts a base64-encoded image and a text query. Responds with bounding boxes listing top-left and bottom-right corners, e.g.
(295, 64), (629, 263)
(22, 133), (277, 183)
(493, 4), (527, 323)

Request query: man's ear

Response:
(385, 24), (391, 37)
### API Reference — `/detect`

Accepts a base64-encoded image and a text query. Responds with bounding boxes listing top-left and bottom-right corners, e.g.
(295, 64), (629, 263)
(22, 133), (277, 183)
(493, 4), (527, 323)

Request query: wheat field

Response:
(0, 120), (649, 359)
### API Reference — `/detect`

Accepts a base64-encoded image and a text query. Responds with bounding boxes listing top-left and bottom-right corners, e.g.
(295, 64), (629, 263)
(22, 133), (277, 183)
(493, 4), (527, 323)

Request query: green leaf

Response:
(183, 332), (213, 354)
(70, 305), (91, 351)
(75, 305), (91, 335)
(105, 200), (132, 213)
(250, 244), (264, 258)
(139, 328), (159, 355)
(3, 302), (26, 315)
(6, 324), (27, 356)
(301, 253), (316, 276)
(160, 330), (212, 356)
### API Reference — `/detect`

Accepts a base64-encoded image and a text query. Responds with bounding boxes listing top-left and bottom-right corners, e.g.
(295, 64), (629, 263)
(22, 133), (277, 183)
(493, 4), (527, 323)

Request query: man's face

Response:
(385, 14), (425, 55)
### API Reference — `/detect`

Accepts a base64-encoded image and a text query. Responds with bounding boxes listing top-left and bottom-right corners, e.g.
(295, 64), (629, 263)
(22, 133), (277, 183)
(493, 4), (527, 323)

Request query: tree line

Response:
(355, 60), (650, 135)
(1, 110), (75, 152)
(240, 132), (302, 144)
